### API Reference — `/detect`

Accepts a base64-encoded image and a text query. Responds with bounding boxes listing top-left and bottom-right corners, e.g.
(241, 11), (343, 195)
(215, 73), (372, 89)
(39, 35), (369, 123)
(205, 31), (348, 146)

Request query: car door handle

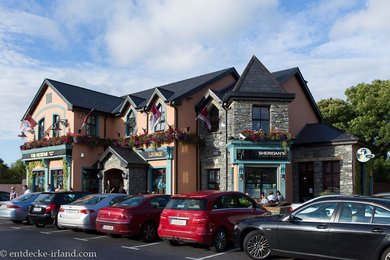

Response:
(372, 228), (384, 233)
(317, 224), (328, 229)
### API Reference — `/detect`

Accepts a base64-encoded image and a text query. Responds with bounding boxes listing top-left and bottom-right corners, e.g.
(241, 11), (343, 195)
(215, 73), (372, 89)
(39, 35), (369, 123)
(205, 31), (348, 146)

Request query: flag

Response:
(25, 114), (37, 129)
(196, 106), (211, 130)
(150, 103), (162, 129)
(45, 125), (52, 137)
(80, 109), (94, 130)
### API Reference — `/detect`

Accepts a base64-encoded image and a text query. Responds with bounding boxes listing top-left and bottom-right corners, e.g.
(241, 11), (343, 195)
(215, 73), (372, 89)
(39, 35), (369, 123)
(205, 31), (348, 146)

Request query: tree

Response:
(0, 159), (25, 184)
(318, 80), (390, 182)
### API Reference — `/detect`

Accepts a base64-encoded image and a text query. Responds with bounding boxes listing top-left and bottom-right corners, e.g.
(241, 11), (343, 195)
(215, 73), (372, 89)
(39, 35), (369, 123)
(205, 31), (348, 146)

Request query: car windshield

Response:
(12, 193), (37, 202)
(71, 195), (106, 205)
(115, 196), (145, 207)
(165, 198), (207, 211)
(35, 193), (55, 203)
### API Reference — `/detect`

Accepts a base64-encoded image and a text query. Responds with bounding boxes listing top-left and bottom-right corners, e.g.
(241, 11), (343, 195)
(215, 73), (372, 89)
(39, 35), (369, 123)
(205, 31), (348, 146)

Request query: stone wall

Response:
(292, 144), (354, 201)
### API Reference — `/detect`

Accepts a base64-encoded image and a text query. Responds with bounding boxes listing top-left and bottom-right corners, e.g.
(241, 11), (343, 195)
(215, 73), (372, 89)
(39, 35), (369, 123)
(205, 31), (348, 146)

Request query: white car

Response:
(57, 193), (126, 231)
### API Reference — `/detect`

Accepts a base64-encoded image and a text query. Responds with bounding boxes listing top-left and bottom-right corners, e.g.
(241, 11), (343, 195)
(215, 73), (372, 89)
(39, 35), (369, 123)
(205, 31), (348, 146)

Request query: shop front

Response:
(227, 140), (290, 200)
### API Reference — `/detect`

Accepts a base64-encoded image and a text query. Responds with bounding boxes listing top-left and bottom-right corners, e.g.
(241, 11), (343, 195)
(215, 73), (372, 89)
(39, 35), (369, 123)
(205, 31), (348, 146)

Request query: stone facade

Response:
(292, 144), (354, 201)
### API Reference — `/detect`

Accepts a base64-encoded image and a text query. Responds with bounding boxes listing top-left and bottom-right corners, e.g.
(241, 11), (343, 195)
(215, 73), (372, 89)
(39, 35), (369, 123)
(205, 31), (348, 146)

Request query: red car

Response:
(158, 191), (270, 252)
(96, 194), (170, 242)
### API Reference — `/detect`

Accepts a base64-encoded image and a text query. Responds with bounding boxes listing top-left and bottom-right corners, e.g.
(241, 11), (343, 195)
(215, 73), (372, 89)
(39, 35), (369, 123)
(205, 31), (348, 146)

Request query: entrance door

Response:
(245, 167), (277, 199)
(152, 169), (166, 194)
(298, 162), (314, 202)
(32, 171), (45, 192)
(82, 169), (99, 193)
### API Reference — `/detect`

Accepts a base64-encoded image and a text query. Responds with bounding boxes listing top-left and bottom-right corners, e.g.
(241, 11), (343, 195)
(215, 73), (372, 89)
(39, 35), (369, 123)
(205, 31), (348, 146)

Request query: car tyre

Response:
(140, 221), (157, 242)
(381, 247), (390, 260)
(210, 228), (227, 252)
(34, 223), (45, 228)
(243, 230), (271, 260)
(11, 220), (23, 224)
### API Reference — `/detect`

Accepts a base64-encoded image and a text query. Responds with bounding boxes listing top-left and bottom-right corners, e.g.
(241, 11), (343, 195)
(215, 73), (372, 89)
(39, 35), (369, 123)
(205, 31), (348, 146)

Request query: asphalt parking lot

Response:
(0, 220), (295, 260)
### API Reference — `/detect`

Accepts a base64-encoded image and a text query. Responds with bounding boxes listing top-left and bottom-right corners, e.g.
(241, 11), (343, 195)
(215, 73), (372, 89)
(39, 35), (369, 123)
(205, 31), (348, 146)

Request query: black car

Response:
(28, 192), (90, 228)
(234, 195), (390, 260)
(0, 191), (10, 201)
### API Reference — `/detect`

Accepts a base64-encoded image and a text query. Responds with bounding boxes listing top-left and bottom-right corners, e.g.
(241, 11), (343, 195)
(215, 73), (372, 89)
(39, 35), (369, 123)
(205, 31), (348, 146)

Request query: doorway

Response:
(298, 162), (314, 202)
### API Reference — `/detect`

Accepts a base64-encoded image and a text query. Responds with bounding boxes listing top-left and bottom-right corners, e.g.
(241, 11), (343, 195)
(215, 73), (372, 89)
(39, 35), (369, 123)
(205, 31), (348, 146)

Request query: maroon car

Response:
(96, 194), (170, 242)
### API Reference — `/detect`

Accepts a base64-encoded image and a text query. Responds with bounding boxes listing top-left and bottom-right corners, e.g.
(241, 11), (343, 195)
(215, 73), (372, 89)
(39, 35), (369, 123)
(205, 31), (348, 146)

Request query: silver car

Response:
(0, 192), (41, 223)
(57, 193), (126, 231)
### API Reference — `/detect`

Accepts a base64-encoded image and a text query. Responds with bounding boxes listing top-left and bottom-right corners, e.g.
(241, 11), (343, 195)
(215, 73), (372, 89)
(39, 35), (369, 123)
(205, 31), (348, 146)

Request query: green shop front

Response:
(227, 140), (290, 199)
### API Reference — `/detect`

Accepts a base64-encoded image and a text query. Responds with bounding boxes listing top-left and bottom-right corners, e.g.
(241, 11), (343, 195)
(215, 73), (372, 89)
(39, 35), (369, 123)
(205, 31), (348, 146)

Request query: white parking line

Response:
(40, 230), (70, 235)
(185, 248), (240, 260)
(121, 242), (162, 251)
(74, 236), (106, 242)
(11, 226), (36, 229)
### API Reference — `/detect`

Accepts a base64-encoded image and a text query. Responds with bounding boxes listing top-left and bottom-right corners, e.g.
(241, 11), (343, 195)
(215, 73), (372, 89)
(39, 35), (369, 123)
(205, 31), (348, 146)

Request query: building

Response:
(20, 55), (371, 202)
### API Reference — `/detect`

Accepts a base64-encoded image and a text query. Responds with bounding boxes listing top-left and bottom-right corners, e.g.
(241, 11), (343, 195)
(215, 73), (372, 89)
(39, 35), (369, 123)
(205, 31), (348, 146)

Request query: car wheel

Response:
(54, 218), (64, 230)
(140, 222), (157, 243)
(34, 223), (45, 228)
(243, 230), (271, 260)
(210, 228), (227, 252)
(381, 247), (390, 260)
(11, 220), (23, 224)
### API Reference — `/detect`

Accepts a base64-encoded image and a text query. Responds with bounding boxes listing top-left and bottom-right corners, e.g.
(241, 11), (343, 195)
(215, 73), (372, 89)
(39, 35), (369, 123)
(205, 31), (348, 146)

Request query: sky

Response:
(1, 0), (389, 166)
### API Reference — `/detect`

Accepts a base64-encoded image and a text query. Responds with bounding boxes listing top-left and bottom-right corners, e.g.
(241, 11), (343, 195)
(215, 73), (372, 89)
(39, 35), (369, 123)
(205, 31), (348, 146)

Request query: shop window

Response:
(208, 169), (220, 190)
(154, 103), (166, 132)
(252, 106), (269, 132)
(244, 167), (276, 199)
(38, 118), (45, 140)
(209, 106), (219, 132)
(86, 115), (97, 136)
(52, 170), (64, 190)
(323, 161), (340, 194)
(125, 110), (137, 136)
(32, 171), (45, 192)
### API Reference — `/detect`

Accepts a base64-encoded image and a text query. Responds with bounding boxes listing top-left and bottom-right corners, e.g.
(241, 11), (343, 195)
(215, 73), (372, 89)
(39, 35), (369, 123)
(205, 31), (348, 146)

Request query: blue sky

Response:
(1, 0), (389, 166)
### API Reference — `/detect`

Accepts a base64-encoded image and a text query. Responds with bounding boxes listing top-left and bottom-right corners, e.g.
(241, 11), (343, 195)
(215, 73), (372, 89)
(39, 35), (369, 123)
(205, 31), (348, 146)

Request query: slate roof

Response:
(294, 123), (359, 145)
(224, 56), (295, 102)
(100, 146), (148, 165)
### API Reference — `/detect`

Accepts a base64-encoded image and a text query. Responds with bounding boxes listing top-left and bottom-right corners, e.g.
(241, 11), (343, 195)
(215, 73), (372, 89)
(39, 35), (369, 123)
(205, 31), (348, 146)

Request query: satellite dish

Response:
(356, 148), (375, 163)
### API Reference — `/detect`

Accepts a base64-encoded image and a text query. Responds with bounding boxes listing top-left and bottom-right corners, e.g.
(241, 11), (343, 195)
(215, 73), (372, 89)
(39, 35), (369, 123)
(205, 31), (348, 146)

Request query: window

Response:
(209, 106), (219, 132)
(323, 161), (340, 193)
(125, 110), (136, 136)
(337, 202), (373, 223)
(46, 93), (52, 104)
(294, 202), (338, 222)
(208, 169), (220, 190)
(86, 115), (97, 136)
(252, 106), (269, 132)
(52, 115), (60, 138)
(154, 103), (165, 132)
(373, 207), (390, 224)
(52, 170), (63, 190)
(38, 118), (45, 140)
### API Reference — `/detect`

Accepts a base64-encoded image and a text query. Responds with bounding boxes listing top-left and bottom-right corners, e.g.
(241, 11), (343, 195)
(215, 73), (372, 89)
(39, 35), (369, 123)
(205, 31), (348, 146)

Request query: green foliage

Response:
(0, 159), (25, 184)
(318, 80), (390, 157)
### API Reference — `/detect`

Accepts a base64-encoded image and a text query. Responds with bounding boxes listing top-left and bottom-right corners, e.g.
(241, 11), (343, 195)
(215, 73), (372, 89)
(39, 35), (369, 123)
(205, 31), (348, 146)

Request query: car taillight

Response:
(59, 207), (65, 212)
(192, 215), (208, 224)
(45, 203), (56, 214)
(79, 209), (95, 214)
(7, 205), (20, 209)
(160, 211), (167, 220)
(120, 212), (131, 221)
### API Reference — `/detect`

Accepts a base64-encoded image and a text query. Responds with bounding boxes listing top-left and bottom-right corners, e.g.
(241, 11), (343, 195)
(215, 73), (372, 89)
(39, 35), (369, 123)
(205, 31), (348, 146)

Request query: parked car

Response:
(234, 195), (390, 260)
(0, 191), (10, 201)
(0, 192), (41, 223)
(96, 194), (170, 242)
(28, 191), (90, 228)
(57, 193), (127, 231)
(158, 190), (270, 252)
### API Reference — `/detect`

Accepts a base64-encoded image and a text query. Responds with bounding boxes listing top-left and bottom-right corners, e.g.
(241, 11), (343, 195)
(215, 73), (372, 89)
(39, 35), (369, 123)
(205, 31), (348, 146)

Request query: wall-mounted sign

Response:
(237, 149), (288, 161)
(137, 150), (166, 160)
(22, 148), (71, 160)
(356, 148), (375, 163)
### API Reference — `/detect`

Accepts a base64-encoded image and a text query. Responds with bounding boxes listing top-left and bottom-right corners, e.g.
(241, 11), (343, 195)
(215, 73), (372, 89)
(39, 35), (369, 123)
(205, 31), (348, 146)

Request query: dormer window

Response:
(252, 106), (269, 132)
(153, 103), (165, 132)
(125, 110), (137, 136)
(209, 105), (219, 132)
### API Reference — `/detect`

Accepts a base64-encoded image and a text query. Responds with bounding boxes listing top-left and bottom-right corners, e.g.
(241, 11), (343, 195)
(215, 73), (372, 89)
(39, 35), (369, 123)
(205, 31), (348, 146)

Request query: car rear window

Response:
(35, 193), (55, 203)
(71, 195), (105, 205)
(115, 196), (145, 207)
(165, 198), (207, 211)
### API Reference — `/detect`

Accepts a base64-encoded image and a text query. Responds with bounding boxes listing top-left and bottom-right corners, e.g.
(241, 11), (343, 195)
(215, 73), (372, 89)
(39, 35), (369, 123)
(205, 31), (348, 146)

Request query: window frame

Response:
(86, 115), (97, 136)
(323, 161), (340, 193)
(252, 106), (270, 132)
(125, 109), (137, 136)
(153, 102), (166, 132)
(207, 169), (220, 190)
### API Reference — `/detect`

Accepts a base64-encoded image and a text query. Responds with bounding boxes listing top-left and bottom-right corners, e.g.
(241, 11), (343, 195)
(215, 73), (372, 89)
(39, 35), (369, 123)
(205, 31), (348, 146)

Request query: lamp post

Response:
(356, 148), (375, 195)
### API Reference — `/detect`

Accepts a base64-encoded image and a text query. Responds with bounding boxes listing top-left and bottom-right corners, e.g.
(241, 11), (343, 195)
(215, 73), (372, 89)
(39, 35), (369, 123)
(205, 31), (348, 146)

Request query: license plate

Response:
(33, 207), (41, 212)
(170, 219), (186, 226)
(66, 209), (78, 214)
(102, 225), (114, 231)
